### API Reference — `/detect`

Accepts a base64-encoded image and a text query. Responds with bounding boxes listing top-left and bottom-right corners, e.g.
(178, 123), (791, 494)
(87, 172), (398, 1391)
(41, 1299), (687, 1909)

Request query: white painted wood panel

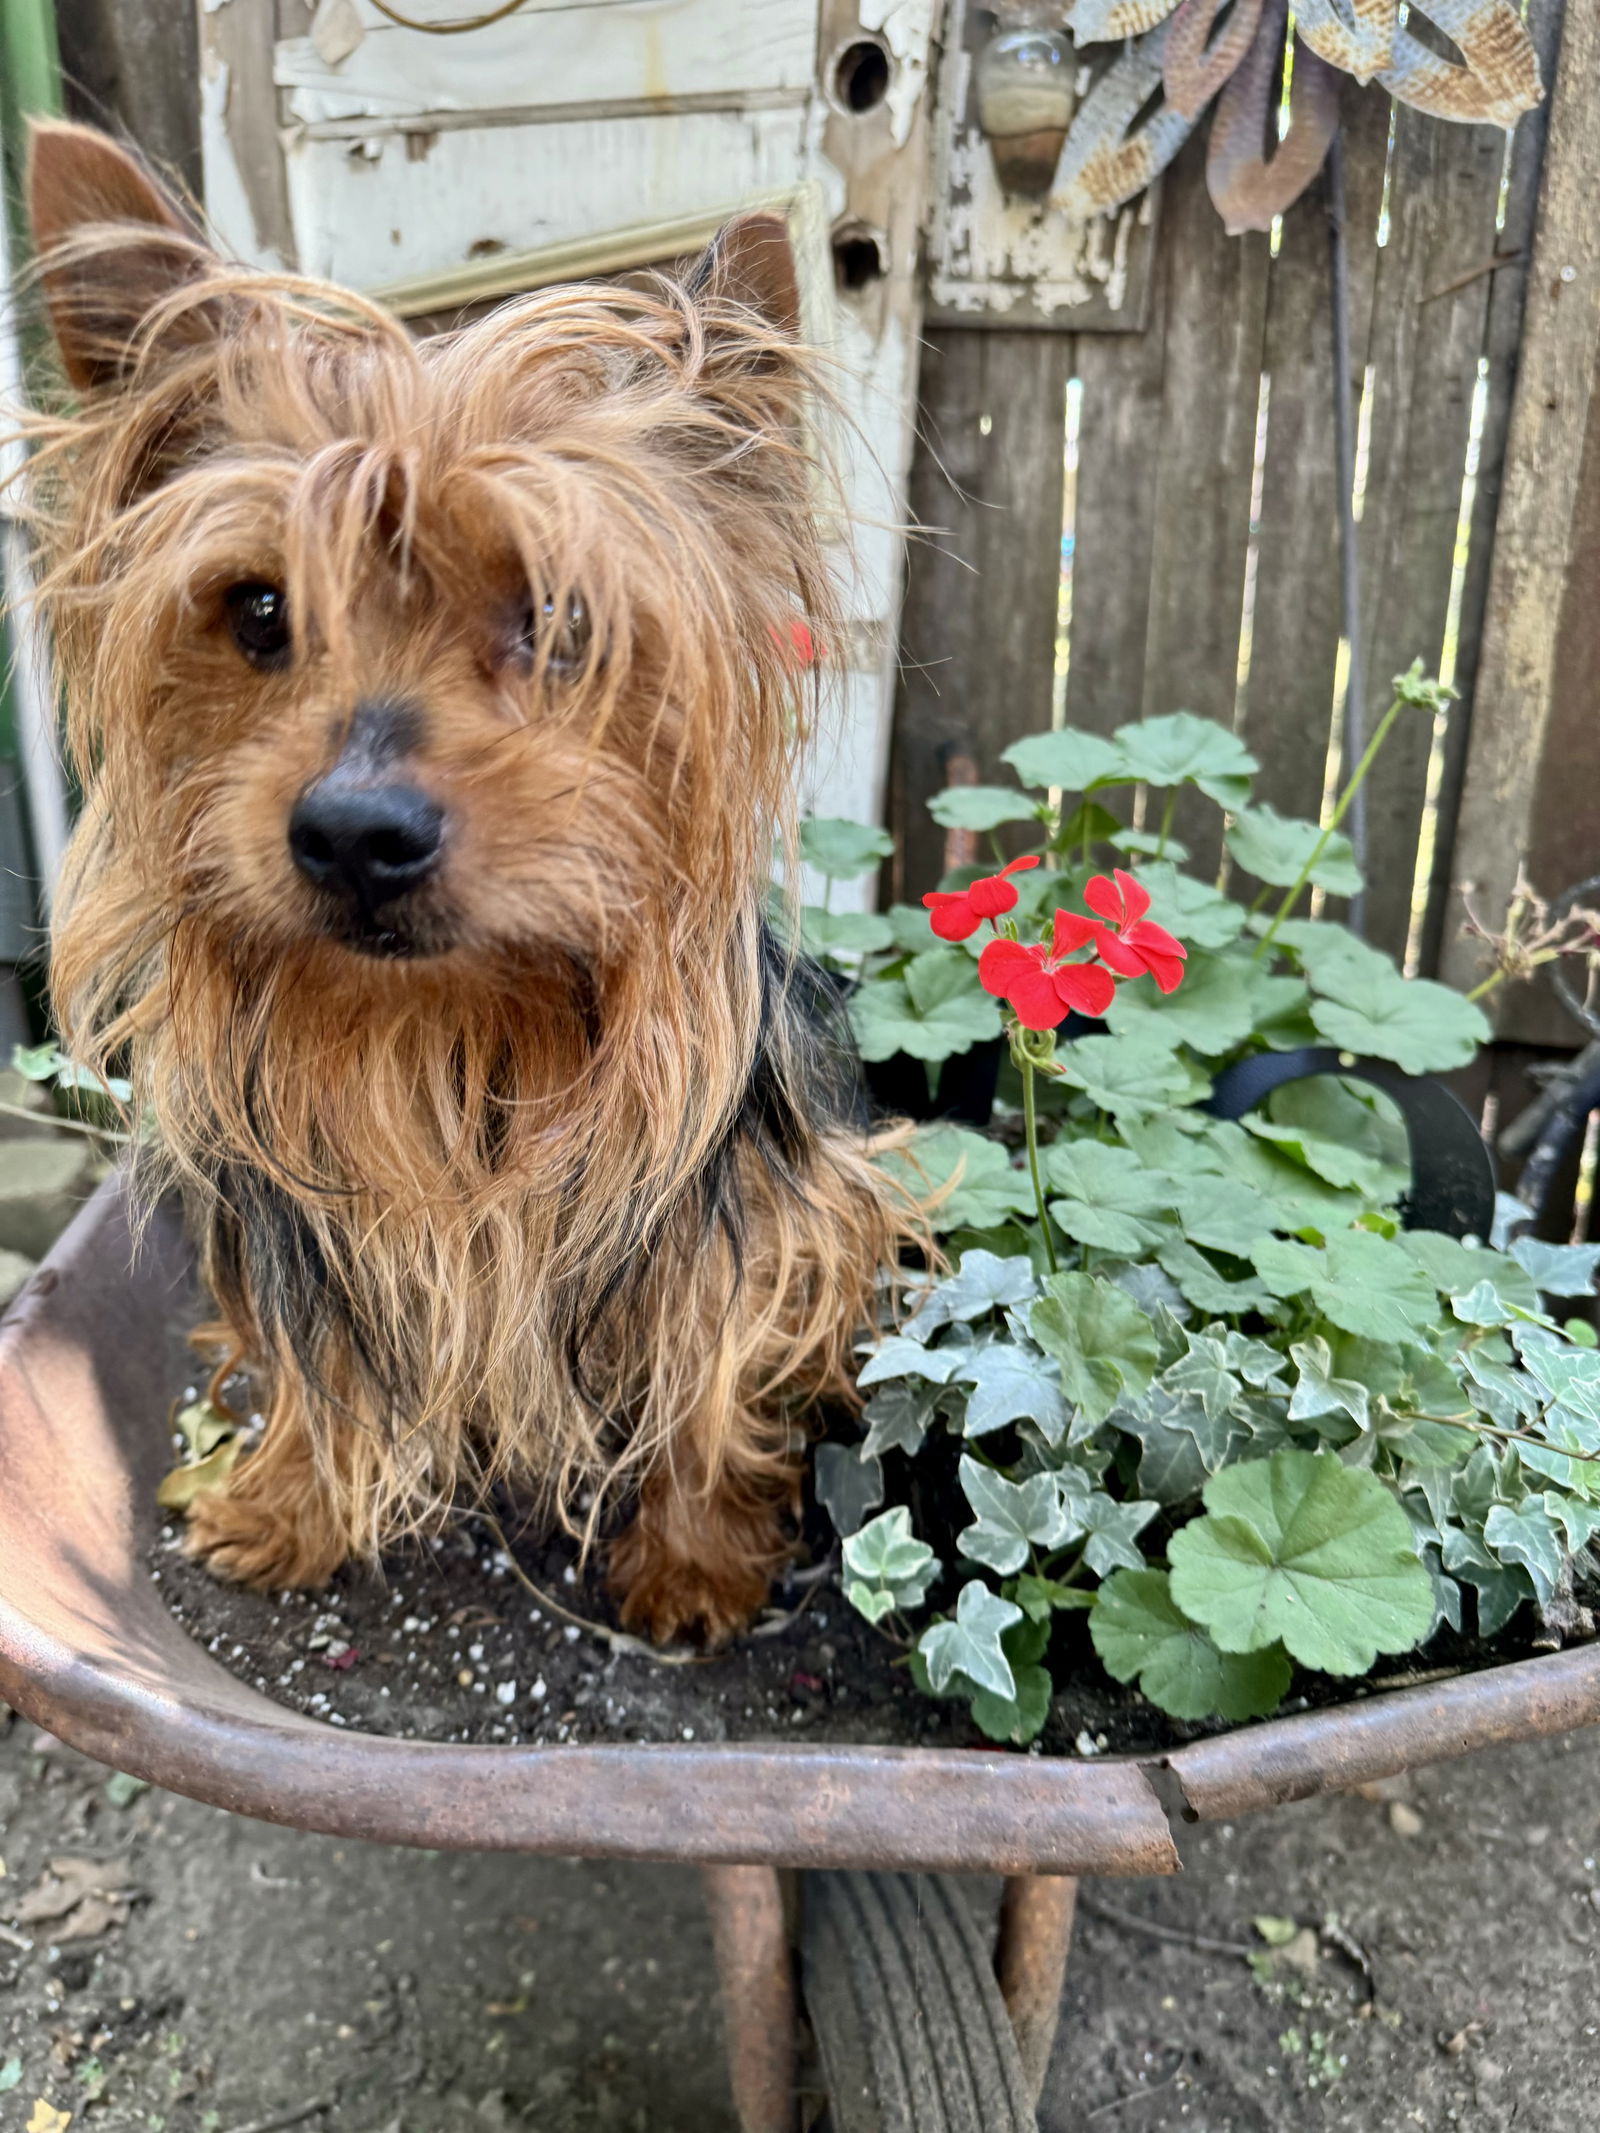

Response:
(278, 0), (817, 129)
(284, 107), (814, 287)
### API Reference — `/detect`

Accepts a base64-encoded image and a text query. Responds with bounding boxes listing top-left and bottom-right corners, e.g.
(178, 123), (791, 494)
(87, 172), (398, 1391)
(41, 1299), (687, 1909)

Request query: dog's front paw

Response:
(608, 1520), (771, 1648)
(183, 1484), (346, 1591)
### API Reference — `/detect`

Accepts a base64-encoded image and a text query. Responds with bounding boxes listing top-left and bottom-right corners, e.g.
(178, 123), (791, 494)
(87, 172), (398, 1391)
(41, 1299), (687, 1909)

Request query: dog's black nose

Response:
(288, 781), (444, 904)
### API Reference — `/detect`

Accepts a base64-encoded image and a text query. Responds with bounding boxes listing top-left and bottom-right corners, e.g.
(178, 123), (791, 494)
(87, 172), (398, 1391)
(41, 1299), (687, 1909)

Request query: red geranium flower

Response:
(922, 855), (1040, 943)
(978, 910), (1116, 1031)
(1084, 869), (1188, 993)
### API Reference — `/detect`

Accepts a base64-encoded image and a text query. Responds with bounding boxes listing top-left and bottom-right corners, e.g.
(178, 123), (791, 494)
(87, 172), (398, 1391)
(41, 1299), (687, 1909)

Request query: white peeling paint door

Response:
(198, 0), (943, 878)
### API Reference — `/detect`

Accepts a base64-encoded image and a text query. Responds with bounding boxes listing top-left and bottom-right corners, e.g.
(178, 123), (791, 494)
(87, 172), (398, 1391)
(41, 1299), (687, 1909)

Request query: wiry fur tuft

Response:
(17, 121), (921, 1641)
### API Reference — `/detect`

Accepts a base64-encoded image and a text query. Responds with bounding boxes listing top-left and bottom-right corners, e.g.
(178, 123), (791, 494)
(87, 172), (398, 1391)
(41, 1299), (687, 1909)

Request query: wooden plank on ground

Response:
(1440, 4), (1600, 1009)
(1134, 129), (1271, 875)
(1236, 84), (1391, 880)
(888, 328), (1073, 903)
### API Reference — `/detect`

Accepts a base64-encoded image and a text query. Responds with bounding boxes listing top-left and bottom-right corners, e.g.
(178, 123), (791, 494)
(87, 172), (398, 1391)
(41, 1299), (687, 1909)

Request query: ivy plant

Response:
(804, 670), (1600, 1746)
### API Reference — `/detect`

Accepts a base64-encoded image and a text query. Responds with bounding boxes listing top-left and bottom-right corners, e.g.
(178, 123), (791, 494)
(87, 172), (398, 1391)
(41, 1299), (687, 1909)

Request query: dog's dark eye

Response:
(224, 582), (292, 671)
(515, 590), (590, 678)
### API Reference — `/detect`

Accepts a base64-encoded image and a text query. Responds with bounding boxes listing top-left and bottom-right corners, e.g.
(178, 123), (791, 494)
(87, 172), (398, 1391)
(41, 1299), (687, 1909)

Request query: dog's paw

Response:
(183, 1487), (345, 1591)
(608, 1529), (770, 1649)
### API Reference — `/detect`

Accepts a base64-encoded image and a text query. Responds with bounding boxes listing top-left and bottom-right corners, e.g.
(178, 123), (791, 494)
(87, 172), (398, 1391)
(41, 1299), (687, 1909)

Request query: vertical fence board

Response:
(1352, 109), (1512, 958)
(889, 329), (1073, 903)
(1238, 86), (1392, 859)
(1135, 133), (1271, 873)
(1418, 0), (1568, 984)
(1063, 267), (1170, 744)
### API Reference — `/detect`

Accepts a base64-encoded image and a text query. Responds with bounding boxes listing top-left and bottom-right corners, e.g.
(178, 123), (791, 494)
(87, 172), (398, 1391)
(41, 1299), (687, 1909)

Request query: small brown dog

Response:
(21, 120), (918, 1644)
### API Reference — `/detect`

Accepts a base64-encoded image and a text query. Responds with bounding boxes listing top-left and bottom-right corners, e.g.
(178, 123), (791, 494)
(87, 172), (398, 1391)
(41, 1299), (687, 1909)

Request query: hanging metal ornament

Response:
(1377, 0), (1545, 126)
(1053, 20), (1196, 217)
(1163, 0), (1267, 121)
(1207, 0), (1344, 234)
(1294, 0), (1394, 81)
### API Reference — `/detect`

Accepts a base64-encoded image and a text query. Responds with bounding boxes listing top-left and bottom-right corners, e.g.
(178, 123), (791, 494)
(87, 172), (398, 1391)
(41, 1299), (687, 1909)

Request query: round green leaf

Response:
(1168, 1450), (1434, 1675)
(799, 816), (895, 878)
(1114, 712), (1259, 809)
(926, 785), (1041, 831)
(1105, 951), (1257, 1058)
(1308, 974), (1489, 1076)
(800, 907), (895, 958)
(874, 1125), (1038, 1232)
(1030, 1271), (1161, 1428)
(1002, 728), (1130, 793)
(1091, 1568), (1292, 1720)
(1250, 1229), (1440, 1343)
(1226, 805), (1362, 895)
(849, 950), (1002, 1062)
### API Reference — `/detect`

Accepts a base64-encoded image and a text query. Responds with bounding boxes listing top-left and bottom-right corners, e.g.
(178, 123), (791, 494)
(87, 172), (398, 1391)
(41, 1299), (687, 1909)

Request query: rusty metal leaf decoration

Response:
(1378, 0), (1543, 127)
(1071, 0), (1184, 42)
(1294, 0), (1394, 83)
(1208, 1), (1344, 235)
(1163, 0), (1267, 122)
(1055, 22), (1197, 217)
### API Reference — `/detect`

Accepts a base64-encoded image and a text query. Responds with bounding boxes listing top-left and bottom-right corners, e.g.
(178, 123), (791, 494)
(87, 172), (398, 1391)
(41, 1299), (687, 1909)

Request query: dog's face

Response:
(27, 125), (827, 987)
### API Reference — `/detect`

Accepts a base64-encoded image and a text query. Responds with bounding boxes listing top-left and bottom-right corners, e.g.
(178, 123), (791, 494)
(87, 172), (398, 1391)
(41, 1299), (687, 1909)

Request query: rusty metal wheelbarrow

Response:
(4, 1178), (1600, 2132)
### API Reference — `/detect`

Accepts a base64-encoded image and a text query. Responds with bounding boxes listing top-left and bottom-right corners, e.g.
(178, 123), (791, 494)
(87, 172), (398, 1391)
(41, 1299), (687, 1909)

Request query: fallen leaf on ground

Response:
(27, 2102), (70, 2132)
(0, 2057), (22, 2092)
(157, 1433), (241, 1511)
(1252, 1914), (1298, 1946)
(5, 1858), (134, 1943)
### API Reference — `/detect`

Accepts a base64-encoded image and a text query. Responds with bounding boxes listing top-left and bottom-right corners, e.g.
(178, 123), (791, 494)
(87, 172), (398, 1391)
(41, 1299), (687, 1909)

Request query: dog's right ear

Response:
(27, 120), (213, 393)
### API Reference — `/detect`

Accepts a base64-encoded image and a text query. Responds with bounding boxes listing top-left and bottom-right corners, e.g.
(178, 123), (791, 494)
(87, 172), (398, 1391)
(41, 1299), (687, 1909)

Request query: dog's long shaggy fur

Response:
(20, 122), (920, 1641)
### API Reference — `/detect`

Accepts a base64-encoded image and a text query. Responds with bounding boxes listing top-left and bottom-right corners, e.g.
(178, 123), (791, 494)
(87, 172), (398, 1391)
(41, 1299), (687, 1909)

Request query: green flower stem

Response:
(1254, 684), (1409, 960)
(1018, 1048), (1058, 1276)
(1154, 789), (1177, 860)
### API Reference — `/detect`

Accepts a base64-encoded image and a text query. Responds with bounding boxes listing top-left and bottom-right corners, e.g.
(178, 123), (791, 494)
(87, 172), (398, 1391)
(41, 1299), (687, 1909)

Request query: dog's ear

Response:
(691, 212), (803, 340)
(27, 120), (213, 392)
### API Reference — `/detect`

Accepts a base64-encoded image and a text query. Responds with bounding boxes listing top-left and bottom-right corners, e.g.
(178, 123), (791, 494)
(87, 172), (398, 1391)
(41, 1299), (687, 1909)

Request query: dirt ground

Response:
(1, 1708), (1596, 2132)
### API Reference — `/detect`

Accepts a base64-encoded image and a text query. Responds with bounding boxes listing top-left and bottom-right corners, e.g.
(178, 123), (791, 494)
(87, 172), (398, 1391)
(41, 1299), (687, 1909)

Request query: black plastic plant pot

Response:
(863, 1038), (1005, 1127)
(1205, 1047), (1497, 1242)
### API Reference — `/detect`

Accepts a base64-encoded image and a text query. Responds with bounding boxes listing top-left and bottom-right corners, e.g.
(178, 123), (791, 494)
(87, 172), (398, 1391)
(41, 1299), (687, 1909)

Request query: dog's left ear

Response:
(27, 120), (216, 393)
(691, 212), (803, 340)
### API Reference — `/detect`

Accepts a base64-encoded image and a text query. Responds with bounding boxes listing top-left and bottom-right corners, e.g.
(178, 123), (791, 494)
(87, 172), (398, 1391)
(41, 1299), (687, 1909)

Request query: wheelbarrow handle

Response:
(1204, 1046), (1496, 1242)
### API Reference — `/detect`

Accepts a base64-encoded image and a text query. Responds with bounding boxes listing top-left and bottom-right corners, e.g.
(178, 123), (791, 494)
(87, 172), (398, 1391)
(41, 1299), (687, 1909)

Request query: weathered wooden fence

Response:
(891, 0), (1595, 1069)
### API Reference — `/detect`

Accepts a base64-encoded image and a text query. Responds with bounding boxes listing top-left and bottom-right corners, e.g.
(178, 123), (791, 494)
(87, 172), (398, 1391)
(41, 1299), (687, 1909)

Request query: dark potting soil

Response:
(148, 1368), (1598, 1761)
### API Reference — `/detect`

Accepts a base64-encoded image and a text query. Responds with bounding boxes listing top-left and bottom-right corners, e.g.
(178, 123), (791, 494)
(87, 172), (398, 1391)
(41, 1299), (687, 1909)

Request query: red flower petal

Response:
(1144, 949), (1187, 995)
(922, 890), (981, 941)
(1008, 966), (1073, 1029)
(968, 874), (1023, 920)
(1050, 909), (1108, 960)
(978, 938), (1044, 995)
(999, 855), (1041, 879)
(1126, 917), (1186, 961)
(1112, 867), (1151, 922)
(1054, 962), (1116, 1018)
(1092, 933), (1147, 979)
(1083, 873), (1126, 926)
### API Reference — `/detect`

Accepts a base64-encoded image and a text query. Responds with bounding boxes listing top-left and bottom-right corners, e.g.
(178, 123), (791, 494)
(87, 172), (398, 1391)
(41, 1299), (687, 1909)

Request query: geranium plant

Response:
(809, 666), (1600, 1747)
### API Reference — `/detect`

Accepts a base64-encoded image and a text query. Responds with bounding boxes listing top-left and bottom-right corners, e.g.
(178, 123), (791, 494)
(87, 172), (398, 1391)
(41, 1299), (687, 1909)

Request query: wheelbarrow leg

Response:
(995, 1872), (1079, 2104)
(702, 1863), (797, 2133)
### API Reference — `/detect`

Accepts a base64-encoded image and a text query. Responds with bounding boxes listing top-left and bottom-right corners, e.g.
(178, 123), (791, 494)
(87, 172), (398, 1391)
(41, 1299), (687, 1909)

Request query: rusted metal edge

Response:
(1161, 1640), (1600, 1821)
(0, 1176), (1177, 1877)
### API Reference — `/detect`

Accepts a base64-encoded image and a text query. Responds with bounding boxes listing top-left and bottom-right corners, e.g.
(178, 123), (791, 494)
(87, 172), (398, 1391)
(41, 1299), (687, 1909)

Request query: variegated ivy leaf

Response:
(1516, 1408), (1600, 1502)
(842, 1507), (938, 1621)
(814, 1444), (884, 1538)
(918, 1581), (1024, 1699)
(954, 1343), (1070, 1445)
(1400, 1230), (1539, 1310)
(1484, 1500), (1565, 1606)
(1222, 1331), (1288, 1389)
(1521, 1341), (1600, 1426)
(1111, 1389), (1215, 1506)
(1112, 1261), (1191, 1323)
(856, 1335), (967, 1391)
(1288, 1336), (1370, 1430)
(860, 1379), (943, 1461)
(1460, 1346), (1541, 1429)
(1509, 1236), (1600, 1297)
(1160, 1334), (1241, 1421)
(957, 1457), (1072, 1575)
(909, 1249), (1040, 1334)
(1442, 1528), (1533, 1637)
(1541, 1491), (1600, 1554)
(1067, 1492), (1160, 1576)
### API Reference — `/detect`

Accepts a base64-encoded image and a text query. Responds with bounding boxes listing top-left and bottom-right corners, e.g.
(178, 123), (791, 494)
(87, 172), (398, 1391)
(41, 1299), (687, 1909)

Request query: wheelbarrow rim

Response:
(1, 1175), (1597, 1874)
